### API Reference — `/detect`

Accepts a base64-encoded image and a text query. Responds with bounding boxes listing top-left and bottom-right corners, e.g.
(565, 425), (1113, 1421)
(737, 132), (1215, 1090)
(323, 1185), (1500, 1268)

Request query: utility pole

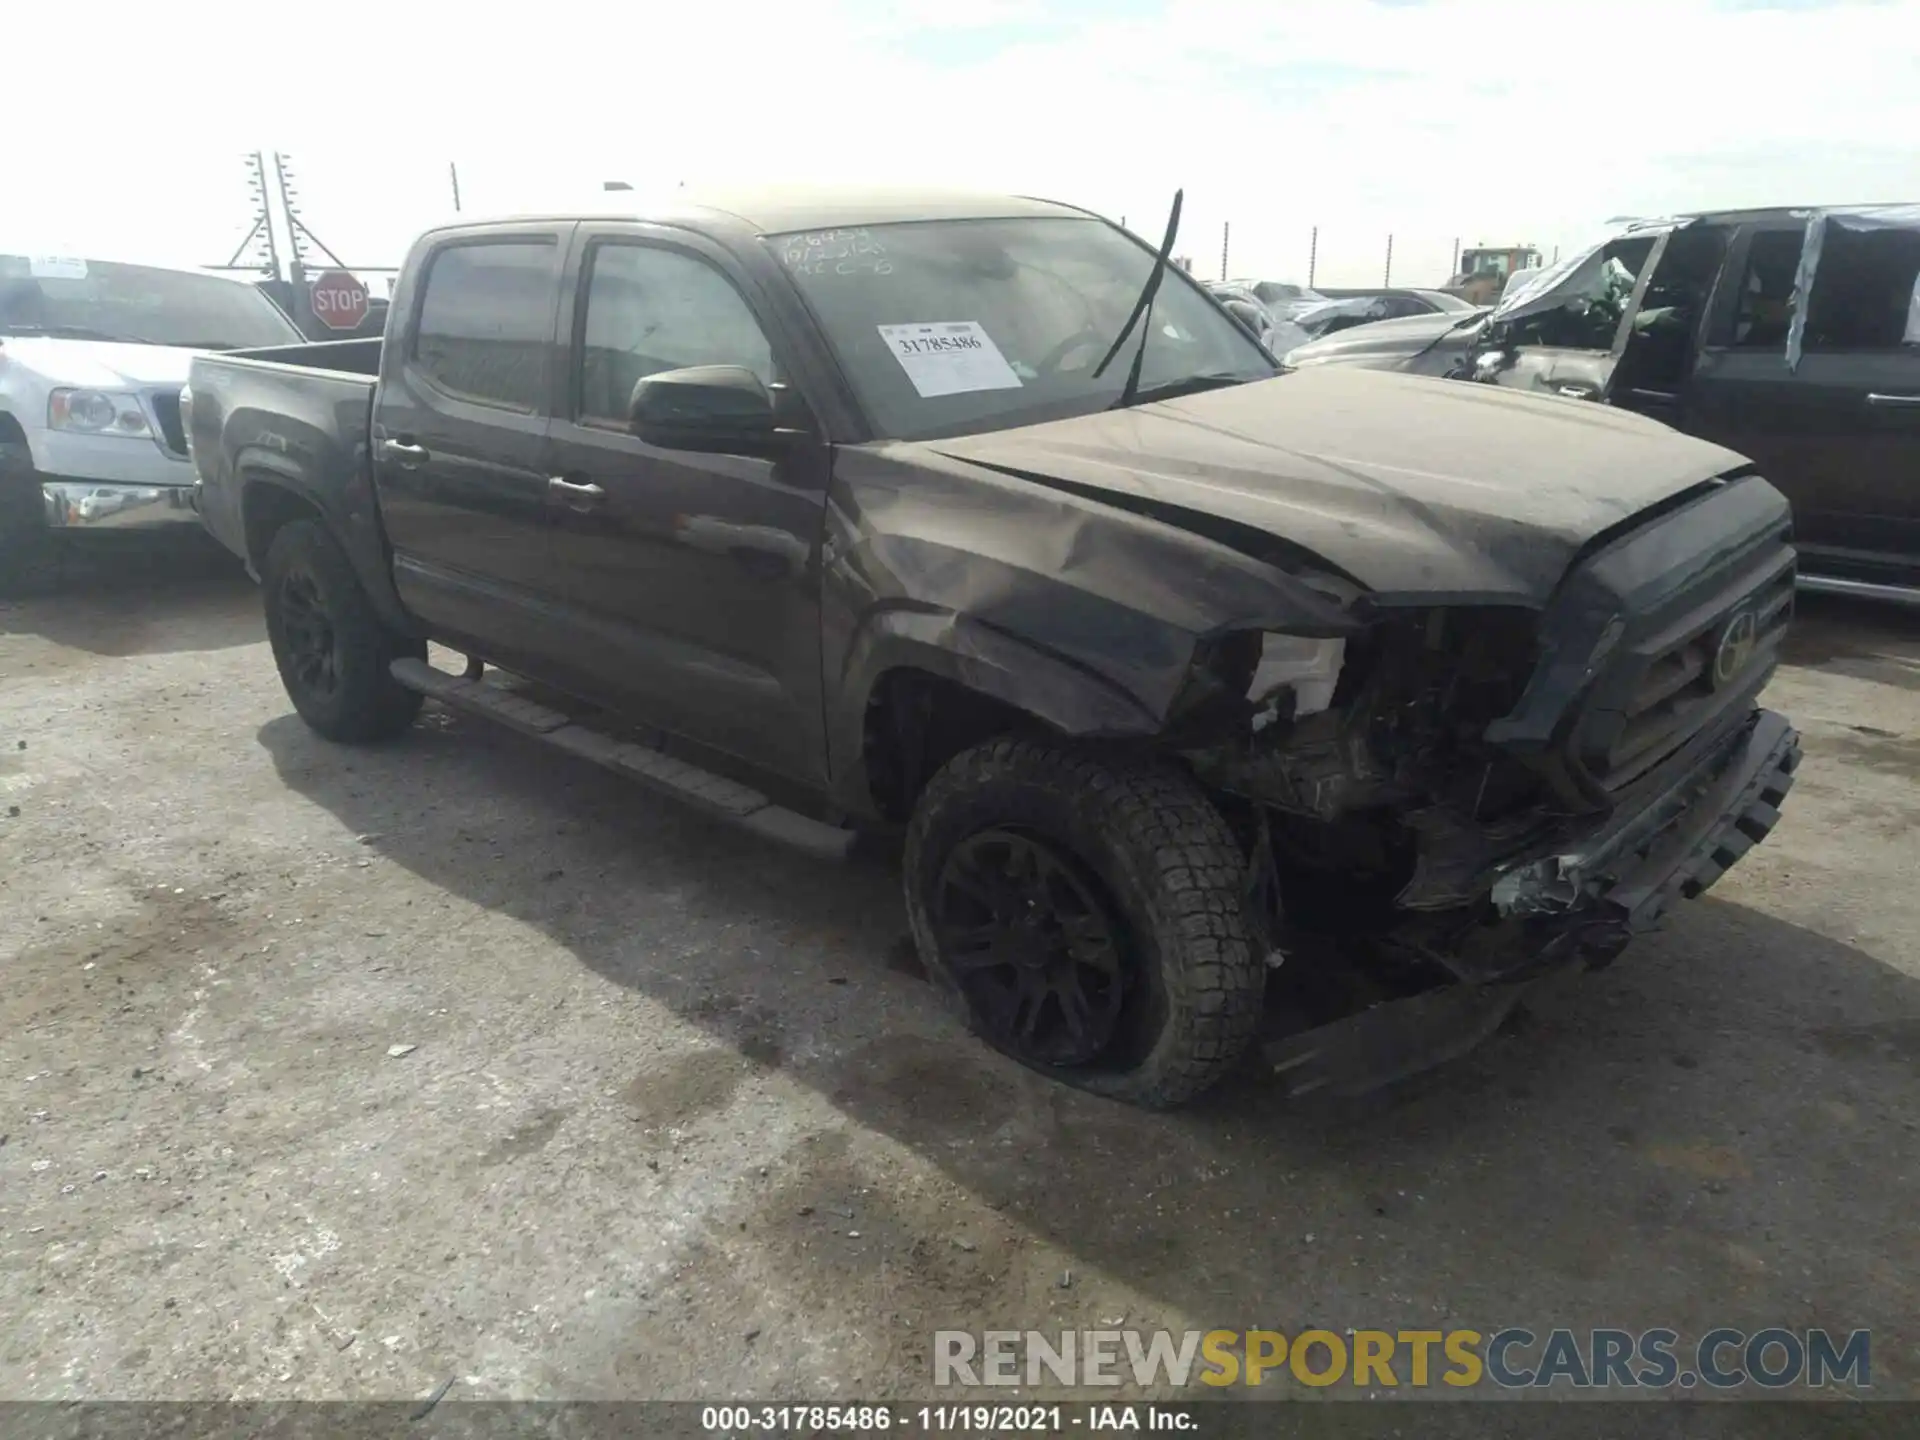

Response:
(449, 162), (463, 213)
(1384, 233), (1394, 286)
(1308, 226), (1318, 287)
(1451, 236), (1460, 279)
(1220, 221), (1230, 281)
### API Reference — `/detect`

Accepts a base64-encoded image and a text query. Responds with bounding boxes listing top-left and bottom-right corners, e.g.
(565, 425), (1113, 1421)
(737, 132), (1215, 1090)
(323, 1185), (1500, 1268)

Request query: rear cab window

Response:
(411, 240), (557, 412)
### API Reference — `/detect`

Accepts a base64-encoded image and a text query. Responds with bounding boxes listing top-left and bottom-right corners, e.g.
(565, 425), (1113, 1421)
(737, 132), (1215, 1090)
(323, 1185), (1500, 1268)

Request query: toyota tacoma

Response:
(184, 189), (1801, 1107)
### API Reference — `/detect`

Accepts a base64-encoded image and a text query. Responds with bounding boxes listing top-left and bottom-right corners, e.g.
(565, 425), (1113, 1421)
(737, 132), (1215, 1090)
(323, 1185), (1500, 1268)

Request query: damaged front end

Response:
(1158, 475), (1802, 1096)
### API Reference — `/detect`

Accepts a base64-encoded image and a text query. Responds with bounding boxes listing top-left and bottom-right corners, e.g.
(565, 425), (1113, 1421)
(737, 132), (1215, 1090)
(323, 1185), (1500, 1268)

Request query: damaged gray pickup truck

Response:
(185, 190), (1802, 1108)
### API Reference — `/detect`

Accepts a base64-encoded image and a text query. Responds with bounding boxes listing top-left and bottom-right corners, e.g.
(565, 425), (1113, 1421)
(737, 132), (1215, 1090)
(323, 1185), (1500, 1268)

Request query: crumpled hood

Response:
(0, 336), (196, 388)
(1284, 309), (1485, 372)
(929, 367), (1749, 605)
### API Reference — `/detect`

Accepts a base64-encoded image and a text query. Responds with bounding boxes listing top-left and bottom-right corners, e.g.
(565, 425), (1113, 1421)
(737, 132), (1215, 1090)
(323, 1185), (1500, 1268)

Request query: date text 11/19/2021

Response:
(700, 1404), (1192, 1433)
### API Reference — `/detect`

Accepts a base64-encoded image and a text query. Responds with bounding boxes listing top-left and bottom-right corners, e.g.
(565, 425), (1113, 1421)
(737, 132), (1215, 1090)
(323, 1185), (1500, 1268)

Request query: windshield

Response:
(769, 217), (1277, 441)
(0, 255), (304, 349)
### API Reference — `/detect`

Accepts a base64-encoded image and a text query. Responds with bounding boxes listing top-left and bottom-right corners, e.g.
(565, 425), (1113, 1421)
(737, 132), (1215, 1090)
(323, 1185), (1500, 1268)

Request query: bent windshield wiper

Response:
(1090, 189), (1184, 410)
(1111, 373), (1249, 409)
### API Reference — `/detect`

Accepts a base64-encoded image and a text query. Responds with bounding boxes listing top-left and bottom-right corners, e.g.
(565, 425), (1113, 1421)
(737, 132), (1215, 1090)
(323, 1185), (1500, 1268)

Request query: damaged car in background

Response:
(1286, 204), (1920, 604)
(186, 188), (1800, 1107)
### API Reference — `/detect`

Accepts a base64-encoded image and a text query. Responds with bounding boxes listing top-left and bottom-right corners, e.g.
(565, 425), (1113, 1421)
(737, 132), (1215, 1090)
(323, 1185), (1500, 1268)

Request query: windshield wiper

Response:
(1110, 372), (1248, 409)
(0, 322), (148, 344)
(1091, 188), (1184, 410)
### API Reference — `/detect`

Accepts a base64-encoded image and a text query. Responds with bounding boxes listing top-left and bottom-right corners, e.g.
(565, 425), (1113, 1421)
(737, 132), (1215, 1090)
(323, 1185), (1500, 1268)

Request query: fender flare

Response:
(826, 603), (1167, 817)
(239, 464), (417, 637)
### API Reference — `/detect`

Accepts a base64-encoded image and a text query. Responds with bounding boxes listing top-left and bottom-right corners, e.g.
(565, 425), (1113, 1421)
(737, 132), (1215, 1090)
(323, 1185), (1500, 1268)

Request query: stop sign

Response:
(309, 270), (370, 333)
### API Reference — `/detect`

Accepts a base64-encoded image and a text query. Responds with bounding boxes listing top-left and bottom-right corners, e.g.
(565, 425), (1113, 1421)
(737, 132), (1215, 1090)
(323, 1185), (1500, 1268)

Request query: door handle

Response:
(380, 439), (430, 465)
(548, 476), (606, 506)
(1866, 393), (1920, 407)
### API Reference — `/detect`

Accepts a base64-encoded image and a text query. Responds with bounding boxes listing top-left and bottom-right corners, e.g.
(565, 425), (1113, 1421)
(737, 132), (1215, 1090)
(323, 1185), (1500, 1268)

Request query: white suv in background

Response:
(1, 252), (305, 588)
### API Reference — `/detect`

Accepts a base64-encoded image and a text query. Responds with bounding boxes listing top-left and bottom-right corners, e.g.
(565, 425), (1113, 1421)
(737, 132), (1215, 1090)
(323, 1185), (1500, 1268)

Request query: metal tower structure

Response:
(272, 152), (351, 287)
(217, 151), (283, 279)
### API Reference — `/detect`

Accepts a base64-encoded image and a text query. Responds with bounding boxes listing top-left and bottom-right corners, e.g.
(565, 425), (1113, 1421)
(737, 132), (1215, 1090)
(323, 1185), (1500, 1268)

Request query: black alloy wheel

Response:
(259, 519), (424, 743)
(276, 566), (340, 700)
(934, 828), (1127, 1067)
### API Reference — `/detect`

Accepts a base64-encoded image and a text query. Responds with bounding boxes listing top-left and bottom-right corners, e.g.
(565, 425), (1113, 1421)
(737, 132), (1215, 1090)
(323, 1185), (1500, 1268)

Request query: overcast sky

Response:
(11, 0), (1920, 290)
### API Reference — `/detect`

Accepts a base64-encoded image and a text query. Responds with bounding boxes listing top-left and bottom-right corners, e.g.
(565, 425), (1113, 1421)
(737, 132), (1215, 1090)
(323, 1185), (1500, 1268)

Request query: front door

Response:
(543, 226), (833, 787)
(373, 227), (569, 663)
(1473, 233), (1665, 401)
(1607, 224), (1733, 428)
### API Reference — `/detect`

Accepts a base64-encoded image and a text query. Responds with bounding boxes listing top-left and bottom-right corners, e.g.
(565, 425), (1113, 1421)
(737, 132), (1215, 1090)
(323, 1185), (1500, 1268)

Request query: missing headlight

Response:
(1249, 633), (1347, 728)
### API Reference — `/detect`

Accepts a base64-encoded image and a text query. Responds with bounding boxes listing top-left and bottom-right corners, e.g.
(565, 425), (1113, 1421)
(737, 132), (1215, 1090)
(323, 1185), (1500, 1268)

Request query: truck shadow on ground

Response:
(258, 710), (1920, 1392)
(1779, 594), (1920, 694)
(1, 532), (257, 658)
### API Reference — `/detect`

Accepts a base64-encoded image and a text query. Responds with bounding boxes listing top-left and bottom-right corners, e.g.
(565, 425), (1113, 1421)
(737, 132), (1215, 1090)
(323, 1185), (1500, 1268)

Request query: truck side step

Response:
(388, 658), (857, 861)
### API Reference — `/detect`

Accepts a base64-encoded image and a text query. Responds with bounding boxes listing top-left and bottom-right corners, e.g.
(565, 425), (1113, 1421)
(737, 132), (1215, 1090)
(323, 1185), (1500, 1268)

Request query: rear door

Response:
(373, 225), (569, 661)
(1686, 219), (1920, 585)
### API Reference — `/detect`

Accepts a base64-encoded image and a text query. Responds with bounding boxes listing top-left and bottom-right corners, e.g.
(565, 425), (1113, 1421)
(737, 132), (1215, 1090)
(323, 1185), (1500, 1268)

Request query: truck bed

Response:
(224, 335), (384, 376)
(185, 339), (383, 578)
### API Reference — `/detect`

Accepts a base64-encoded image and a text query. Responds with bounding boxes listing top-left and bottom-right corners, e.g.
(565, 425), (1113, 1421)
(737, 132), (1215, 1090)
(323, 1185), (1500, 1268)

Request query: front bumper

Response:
(27, 430), (199, 533)
(41, 479), (201, 531)
(35, 429), (193, 487)
(1267, 708), (1801, 1097)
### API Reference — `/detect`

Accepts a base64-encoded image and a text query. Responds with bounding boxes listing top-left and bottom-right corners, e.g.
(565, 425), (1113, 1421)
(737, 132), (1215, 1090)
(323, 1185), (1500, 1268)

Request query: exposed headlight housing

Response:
(49, 388), (150, 437)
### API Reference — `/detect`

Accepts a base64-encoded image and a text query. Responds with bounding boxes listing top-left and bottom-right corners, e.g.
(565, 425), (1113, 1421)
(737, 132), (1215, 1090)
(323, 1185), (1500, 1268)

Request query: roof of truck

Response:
(441, 188), (1096, 238)
(1610, 203), (1913, 227)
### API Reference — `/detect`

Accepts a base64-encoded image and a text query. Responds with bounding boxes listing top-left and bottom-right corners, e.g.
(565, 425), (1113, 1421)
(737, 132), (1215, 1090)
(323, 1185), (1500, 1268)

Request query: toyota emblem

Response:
(1712, 609), (1759, 688)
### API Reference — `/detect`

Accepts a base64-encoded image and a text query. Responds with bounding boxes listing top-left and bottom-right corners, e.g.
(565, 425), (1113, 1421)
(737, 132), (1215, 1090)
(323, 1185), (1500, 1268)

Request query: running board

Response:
(388, 658), (857, 861)
(1795, 572), (1920, 607)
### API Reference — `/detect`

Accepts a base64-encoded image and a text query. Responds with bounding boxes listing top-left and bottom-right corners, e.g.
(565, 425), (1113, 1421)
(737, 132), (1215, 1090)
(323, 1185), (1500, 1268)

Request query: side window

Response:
(411, 241), (555, 412)
(576, 244), (776, 426)
(1804, 225), (1920, 352)
(1732, 229), (1805, 349)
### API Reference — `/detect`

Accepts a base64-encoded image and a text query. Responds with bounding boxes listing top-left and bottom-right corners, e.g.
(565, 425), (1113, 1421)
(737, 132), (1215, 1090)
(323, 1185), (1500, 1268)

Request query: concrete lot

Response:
(2, 542), (1917, 1404)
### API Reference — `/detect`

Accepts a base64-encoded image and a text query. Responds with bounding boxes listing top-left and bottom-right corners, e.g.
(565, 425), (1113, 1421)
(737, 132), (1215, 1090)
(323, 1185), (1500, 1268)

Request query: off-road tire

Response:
(261, 519), (425, 743)
(904, 737), (1263, 1108)
(0, 440), (58, 598)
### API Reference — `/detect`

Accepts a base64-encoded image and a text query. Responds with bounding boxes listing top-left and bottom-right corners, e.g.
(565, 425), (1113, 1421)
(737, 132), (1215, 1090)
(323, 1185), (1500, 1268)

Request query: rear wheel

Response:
(904, 737), (1264, 1108)
(261, 519), (424, 742)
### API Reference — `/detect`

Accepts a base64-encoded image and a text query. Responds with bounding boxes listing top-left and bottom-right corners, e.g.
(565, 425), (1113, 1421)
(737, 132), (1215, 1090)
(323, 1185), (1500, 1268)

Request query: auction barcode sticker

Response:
(877, 321), (1023, 398)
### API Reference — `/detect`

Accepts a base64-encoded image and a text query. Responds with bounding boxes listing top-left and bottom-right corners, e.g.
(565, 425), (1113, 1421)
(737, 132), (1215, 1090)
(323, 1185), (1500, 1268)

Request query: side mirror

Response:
(629, 365), (779, 454)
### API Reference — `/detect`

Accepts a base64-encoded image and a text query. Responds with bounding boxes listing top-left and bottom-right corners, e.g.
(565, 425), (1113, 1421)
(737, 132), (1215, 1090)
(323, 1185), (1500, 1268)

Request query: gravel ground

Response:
(2, 543), (1917, 1404)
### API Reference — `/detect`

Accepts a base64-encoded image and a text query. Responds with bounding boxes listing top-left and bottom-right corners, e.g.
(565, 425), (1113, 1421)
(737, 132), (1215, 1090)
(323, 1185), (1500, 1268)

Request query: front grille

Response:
(149, 389), (187, 456)
(1572, 503), (1796, 796)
